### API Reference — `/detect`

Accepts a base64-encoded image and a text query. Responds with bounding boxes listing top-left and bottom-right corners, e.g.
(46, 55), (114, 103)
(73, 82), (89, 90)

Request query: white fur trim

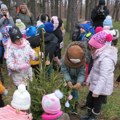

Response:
(54, 89), (63, 99)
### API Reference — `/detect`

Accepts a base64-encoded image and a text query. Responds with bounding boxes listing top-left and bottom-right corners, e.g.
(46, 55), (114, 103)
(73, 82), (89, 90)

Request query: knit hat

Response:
(1, 4), (8, 10)
(51, 16), (63, 30)
(15, 19), (26, 33)
(80, 23), (90, 32)
(103, 15), (113, 28)
(11, 84), (31, 110)
(44, 22), (54, 33)
(89, 31), (113, 49)
(95, 26), (103, 33)
(42, 89), (63, 114)
(26, 26), (37, 37)
(67, 45), (84, 62)
(99, 0), (105, 5)
(64, 42), (85, 68)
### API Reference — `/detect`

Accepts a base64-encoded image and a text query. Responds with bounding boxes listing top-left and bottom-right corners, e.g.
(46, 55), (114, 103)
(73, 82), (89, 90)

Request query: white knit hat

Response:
(1, 4), (8, 10)
(11, 84), (31, 110)
(42, 89), (63, 114)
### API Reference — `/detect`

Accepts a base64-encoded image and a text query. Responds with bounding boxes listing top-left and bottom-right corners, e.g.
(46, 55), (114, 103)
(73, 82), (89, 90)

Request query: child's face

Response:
(14, 38), (22, 45)
(89, 45), (96, 54)
(80, 27), (86, 33)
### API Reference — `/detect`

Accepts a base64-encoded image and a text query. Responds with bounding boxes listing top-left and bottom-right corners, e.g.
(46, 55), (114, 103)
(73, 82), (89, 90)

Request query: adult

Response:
(91, 0), (109, 28)
(0, 4), (14, 31)
(15, 3), (34, 28)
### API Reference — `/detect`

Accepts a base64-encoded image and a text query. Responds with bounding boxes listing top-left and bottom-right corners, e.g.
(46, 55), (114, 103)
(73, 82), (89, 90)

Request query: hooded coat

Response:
(87, 45), (118, 95)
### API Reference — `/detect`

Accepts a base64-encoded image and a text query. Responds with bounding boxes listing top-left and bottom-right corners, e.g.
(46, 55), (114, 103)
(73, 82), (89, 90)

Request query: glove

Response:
(73, 83), (81, 90)
(60, 41), (64, 49)
(20, 64), (30, 71)
(67, 81), (73, 89)
(92, 93), (99, 98)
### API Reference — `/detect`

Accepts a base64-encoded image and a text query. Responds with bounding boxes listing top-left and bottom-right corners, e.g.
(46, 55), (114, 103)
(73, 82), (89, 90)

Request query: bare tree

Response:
(66, 0), (72, 32)
(55, 0), (58, 16)
(79, 0), (83, 19)
(51, 0), (55, 16)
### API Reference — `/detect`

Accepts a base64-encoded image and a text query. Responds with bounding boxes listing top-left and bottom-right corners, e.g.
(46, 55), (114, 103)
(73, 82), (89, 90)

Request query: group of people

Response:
(0, 0), (119, 120)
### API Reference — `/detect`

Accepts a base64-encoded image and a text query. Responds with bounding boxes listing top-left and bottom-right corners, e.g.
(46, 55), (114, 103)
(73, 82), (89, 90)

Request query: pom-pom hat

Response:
(95, 26), (103, 33)
(89, 31), (113, 49)
(103, 15), (113, 28)
(11, 84), (31, 110)
(42, 89), (63, 114)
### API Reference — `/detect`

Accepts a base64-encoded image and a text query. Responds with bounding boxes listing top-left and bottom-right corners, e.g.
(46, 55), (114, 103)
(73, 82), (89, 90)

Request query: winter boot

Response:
(80, 108), (92, 120)
(88, 109), (99, 120)
(71, 101), (78, 115)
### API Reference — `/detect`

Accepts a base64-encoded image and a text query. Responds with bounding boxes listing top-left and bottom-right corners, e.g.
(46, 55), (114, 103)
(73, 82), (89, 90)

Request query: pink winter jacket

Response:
(0, 105), (32, 120)
(87, 45), (118, 96)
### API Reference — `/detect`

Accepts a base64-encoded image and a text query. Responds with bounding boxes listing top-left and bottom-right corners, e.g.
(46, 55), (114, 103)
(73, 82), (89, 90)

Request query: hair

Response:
(37, 14), (50, 23)
(19, 3), (32, 17)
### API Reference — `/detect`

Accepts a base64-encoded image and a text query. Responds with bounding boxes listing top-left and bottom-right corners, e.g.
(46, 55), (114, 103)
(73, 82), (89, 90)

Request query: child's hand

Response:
(20, 64), (30, 71)
(73, 83), (81, 90)
(92, 93), (99, 98)
(28, 113), (33, 120)
(67, 81), (73, 89)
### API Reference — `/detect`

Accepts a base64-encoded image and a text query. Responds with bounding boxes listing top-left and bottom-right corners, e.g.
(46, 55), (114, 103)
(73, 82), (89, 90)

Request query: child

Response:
(0, 84), (32, 120)
(103, 15), (119, 46)
(6, 26), (38, 87)
(43, 22), (58, 80)
(81, 31), (117, 120)
(51, 16), (63, 70)
(26, 26), (40, 75)
(15, 19), (26, 34)
(61, 41), (86, 114)
(41, 89), (70, 120)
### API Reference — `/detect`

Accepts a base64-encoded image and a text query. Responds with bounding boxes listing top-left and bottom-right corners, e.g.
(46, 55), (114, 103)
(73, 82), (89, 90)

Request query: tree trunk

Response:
(59, 0), (62, 18)
(55, 0), (58, 16)
(80, 0), (83, 19)
(43, 0), (46, 13)
(114, 0), (120, 21)
(51, 0), (55, 16)
(66, 0), (72, 32)
(70, 0), (78, 39)
(64, 0), (67, 18)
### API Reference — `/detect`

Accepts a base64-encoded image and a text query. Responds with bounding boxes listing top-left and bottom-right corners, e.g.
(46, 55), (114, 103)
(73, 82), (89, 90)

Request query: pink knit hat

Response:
(42, 90), (63, 114)
(89, 31), (113, 49)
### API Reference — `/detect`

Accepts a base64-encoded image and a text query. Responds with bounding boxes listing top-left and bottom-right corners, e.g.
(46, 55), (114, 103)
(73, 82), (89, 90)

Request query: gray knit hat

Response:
(1, 4), (8, 10)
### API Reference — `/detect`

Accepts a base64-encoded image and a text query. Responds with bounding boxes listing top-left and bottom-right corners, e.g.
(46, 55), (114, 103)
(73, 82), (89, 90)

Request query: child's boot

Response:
(71, 101), (78, 115)
(88, 109), (100, 120)
(80, 108), (92, 120)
